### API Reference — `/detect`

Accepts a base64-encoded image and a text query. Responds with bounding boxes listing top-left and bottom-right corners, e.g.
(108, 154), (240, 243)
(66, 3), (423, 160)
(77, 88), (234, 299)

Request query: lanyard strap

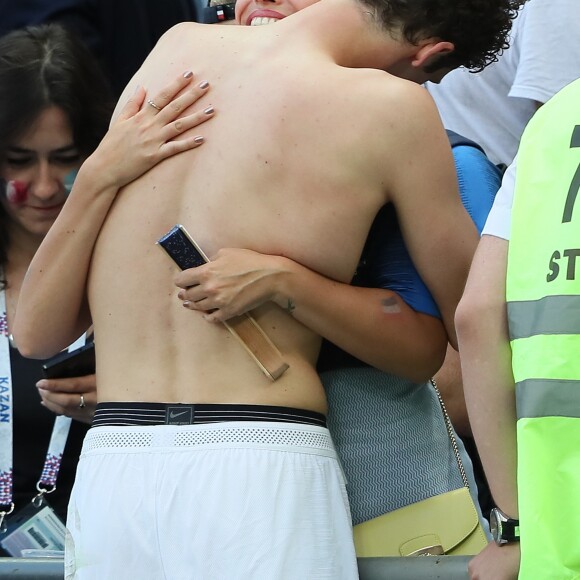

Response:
(0, 279), (82, 525)
(0, 284), (13, 517)
(37, 415), (72, 493)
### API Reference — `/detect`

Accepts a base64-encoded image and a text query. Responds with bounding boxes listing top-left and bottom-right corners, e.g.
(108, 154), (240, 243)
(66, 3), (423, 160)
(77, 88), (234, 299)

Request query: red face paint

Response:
(5, 180), (28, 204)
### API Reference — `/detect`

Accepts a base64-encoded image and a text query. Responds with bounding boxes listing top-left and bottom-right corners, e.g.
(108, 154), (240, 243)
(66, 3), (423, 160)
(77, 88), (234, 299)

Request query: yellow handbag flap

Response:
(353, 487), (481, 557)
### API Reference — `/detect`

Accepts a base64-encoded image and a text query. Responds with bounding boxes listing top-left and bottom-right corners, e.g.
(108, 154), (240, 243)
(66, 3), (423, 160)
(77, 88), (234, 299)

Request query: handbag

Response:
(353, 379), (488, 557)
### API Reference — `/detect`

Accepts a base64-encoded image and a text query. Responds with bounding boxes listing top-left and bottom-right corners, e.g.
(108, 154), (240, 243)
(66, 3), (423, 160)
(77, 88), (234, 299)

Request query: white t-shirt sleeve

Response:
(510, 0), (580, 105)
(482, 157), (517, 240)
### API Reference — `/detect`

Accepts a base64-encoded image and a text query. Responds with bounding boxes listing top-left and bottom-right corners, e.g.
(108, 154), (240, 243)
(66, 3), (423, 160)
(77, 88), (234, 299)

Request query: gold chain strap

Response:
(430, 378), (470, 489)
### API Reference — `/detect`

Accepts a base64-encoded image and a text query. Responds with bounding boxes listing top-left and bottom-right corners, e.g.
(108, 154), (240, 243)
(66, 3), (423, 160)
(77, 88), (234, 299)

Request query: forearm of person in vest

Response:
(456, 235), (520, 580)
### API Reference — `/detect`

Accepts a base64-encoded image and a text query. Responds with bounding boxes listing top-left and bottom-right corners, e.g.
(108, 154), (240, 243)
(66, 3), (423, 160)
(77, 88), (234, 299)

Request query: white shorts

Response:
(65, 421), (358, 580)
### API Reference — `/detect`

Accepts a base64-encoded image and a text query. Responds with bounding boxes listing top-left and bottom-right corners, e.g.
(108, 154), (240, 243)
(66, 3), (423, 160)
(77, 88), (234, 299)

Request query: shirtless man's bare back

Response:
(18, 3), (475, 410)
(14, 0), (523, 577)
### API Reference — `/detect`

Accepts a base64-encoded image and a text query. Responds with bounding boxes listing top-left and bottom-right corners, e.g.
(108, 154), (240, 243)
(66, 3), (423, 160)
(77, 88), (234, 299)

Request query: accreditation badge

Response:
(0, 495), (65, 557)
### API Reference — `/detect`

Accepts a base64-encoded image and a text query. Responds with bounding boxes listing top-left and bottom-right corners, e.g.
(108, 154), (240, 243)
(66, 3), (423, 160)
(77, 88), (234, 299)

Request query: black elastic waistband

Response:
(92, 402), (326, 428)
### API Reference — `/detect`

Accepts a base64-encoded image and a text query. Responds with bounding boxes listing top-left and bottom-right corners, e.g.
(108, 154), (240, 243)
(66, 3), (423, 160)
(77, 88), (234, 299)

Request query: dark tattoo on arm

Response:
(286, 298), (296, 314)
(381, 296), (401, 314)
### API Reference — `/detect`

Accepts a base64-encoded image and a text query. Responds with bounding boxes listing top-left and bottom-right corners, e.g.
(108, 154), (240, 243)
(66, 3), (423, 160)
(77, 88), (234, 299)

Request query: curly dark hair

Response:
(0, 24), (114, 281)
(360, 0), (528, 72)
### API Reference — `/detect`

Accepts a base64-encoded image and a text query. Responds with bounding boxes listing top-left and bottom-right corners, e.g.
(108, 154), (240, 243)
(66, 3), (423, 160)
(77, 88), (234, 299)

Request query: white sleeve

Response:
(482, 158), (517, 241)
(510, 0), (580, 105)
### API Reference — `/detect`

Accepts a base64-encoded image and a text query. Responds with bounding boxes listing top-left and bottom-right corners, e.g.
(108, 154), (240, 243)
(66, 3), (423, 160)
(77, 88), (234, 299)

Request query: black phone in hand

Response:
(157, 224), (209, 270)
(41, 342), (96, 379)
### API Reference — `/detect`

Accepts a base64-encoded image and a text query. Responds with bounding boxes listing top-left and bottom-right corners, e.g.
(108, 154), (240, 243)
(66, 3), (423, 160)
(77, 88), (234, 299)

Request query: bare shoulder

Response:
(141, 21), (210, 61)
(360, 71), (445, 145)
(140, 21), (210, 64)
(155, 21), (204, 44)
(113, 21), (208, 120)
(341, 70), (451, 186)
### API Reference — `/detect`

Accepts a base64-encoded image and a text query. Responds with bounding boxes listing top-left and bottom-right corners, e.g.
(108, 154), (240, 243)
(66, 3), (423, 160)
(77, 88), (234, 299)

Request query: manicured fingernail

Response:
(194, 136), (204, 144)
(183, 70), (193, 79)
(199, 80), (209, 89)
(36, 380), (47, 389)
(204, 106), (214, 115)
(183, 300), (191, 307)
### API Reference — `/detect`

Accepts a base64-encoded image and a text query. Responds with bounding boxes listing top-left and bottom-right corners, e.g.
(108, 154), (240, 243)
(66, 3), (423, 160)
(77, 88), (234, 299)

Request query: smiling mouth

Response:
(250, 16), (280, 25)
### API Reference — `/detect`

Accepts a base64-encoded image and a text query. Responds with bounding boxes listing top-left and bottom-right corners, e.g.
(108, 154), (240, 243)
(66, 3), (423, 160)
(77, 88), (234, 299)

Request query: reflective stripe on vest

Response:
(506, 78), (580, 579)
(507, 294), (580, 339)
(516, 378), (580, 419)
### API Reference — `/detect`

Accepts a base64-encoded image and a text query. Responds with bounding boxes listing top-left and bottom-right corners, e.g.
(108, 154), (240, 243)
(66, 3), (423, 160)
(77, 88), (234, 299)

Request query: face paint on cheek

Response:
(63, 168), (78, 196)
(3, 179), (29, 204)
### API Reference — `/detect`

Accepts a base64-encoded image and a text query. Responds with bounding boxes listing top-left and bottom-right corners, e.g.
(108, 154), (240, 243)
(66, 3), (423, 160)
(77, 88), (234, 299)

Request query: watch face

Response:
(490, 509), (503, 544)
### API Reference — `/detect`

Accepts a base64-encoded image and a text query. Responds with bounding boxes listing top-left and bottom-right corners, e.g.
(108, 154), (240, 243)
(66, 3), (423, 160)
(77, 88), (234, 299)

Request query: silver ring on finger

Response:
(79, 394), (86, 409)
(147, 99), (162, 112)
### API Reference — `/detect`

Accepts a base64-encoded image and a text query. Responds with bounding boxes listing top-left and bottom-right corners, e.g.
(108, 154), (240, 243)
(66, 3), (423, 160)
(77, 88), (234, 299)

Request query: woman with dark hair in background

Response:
(0, 26), (113, 545)
(0, 23), (213, 554)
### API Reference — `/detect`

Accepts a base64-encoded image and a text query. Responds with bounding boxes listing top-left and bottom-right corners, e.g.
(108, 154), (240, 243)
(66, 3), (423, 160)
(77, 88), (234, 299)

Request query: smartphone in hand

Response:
(42, 342), (96, 379)
(156, 224), (208, 270)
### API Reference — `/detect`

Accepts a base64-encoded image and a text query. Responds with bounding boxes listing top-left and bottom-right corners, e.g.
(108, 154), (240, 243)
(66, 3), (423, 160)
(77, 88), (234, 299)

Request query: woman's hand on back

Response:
(83, 71), (215, 190)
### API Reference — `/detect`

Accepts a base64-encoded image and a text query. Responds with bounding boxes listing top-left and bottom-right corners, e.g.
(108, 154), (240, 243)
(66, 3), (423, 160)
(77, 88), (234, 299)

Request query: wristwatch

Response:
(490, 507), (520, 545)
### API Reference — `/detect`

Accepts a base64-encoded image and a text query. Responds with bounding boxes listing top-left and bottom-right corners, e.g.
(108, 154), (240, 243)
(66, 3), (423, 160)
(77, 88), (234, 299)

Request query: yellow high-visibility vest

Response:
(507, 78), (580, 579)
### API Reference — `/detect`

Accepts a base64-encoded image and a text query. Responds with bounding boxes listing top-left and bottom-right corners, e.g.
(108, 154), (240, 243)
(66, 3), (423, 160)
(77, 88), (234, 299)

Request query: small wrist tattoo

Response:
(286, 299), (296, 314)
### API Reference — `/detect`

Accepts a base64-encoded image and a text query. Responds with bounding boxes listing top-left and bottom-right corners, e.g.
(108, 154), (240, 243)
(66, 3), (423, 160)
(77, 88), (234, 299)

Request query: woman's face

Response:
(1, 106), (82, 239)
(235, 0), (316, 26)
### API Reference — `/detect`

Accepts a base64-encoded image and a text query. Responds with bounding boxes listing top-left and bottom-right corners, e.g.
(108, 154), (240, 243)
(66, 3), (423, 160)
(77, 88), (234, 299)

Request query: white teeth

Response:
(250, 17), (279, 25)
